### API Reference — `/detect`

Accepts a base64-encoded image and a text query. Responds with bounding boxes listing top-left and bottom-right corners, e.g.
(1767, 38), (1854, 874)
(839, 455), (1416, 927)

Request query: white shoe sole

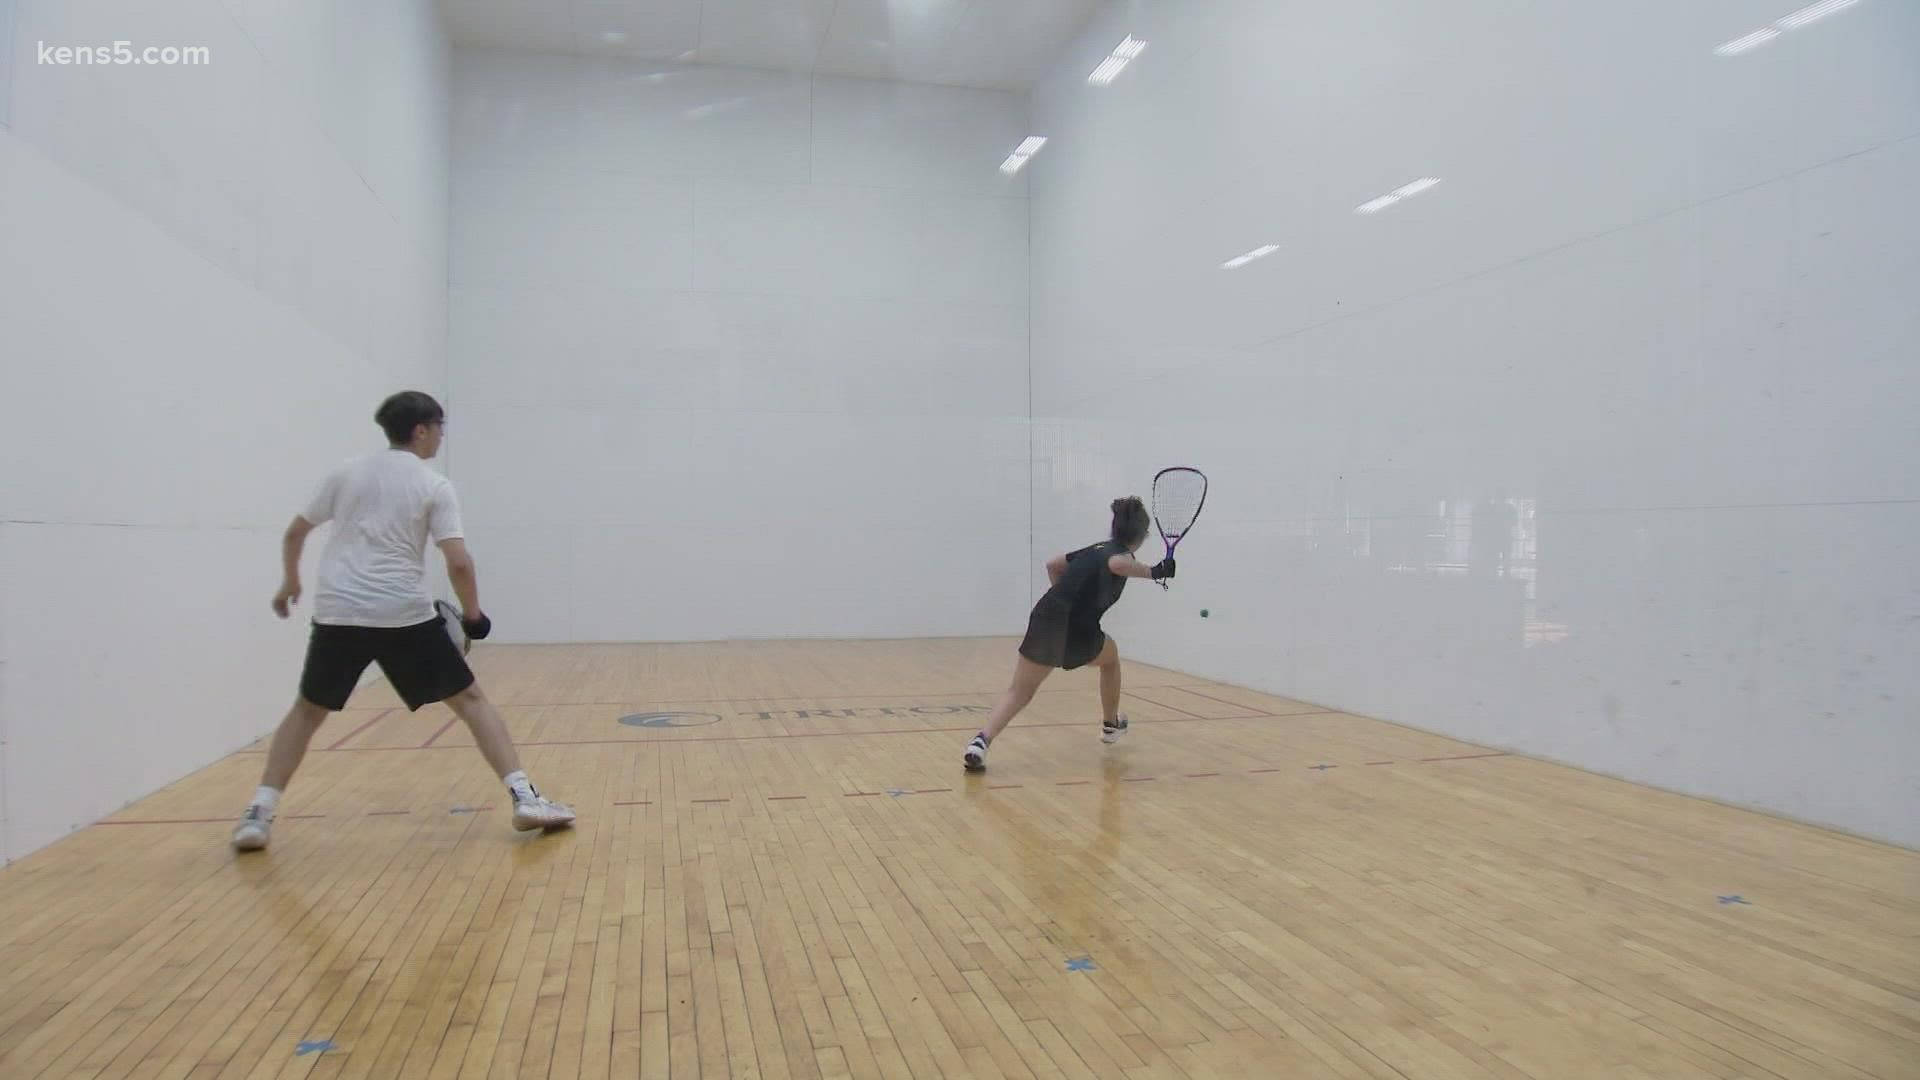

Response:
(512, 805), (576, 832)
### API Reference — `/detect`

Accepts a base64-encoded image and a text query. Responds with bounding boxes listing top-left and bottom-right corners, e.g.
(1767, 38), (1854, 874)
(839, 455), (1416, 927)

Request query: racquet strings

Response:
(1152, 468), (1207, 541)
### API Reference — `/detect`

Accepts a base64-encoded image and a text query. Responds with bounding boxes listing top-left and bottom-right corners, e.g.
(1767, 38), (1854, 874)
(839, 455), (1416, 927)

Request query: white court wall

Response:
(0, 0), (450, 861)
(1028, 0), (1920, 846)
(0, 0), (14, 125)
(448, 51), (1034, 643)
(1, 0), (16, 863)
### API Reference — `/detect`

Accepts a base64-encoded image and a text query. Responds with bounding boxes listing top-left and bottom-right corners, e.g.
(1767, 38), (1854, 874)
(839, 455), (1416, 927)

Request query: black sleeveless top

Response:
(1035, 540), (1130, 628)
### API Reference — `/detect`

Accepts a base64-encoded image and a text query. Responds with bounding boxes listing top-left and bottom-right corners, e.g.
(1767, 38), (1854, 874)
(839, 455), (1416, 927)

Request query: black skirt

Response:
(1017, 598), (1106, 670)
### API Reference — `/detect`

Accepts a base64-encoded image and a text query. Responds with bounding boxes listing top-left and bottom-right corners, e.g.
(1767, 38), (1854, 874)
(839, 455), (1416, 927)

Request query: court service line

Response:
(419, 715), (462, 748)
(305, 709), (1335, 753)
(1119, 689), (1208, 719)
(96, 754), (1519, 824)
(1164, 683), (1327, 715)
(397, 684), (1224, 709)
(98, 814), (327, 826)
(324, 708), (396, 751)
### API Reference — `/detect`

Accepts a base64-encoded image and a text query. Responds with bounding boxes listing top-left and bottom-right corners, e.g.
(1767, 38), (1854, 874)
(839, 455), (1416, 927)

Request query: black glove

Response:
(1149, 557), (1176, 581)
(461, 612), (492, 640)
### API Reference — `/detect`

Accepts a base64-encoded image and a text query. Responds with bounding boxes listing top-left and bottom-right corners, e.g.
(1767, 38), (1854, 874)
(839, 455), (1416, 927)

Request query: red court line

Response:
(306, 710), (1338, 753)
(100, 813), (327, 826)
(1174, 685), (1317, 714)
(1122, 689), (1208, 720)
(327, 708), (396, 751)
(99, 750), (1516, 823)
(420, 715), (461, 748)
(468, 684), (1218, 709)
(111, 749), (1514, 823)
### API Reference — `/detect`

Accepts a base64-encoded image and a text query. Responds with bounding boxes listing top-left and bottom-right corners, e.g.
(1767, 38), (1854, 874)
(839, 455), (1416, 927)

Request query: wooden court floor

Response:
(1, 638), (1916, 1079)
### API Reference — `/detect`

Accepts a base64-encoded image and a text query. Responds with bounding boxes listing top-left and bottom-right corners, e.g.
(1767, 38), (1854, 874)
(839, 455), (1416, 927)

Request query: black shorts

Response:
(299, 617), (474, 711)
(1017, 600), (1107, 671)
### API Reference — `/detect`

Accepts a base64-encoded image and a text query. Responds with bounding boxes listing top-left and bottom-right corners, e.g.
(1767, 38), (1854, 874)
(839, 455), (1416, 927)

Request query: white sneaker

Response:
(512, 794), (576, 832)
(1101, 712), (1129, 744)
(962, 733), (989, 771)
(231, 805), (272, 851)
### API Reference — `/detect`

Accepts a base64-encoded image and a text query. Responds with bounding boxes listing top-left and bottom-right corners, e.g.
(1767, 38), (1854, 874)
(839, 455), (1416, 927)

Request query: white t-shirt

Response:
(300, 449), (464, 627)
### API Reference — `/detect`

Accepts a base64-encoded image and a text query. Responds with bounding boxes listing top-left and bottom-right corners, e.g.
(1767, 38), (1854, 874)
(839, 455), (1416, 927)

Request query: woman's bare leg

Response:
(981, 655), (1054, 742)
(1094, 637), (1122, 725)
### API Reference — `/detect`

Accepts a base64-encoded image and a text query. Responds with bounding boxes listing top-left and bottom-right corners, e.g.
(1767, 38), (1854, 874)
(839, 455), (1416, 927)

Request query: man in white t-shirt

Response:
(231, 391), (574, 850)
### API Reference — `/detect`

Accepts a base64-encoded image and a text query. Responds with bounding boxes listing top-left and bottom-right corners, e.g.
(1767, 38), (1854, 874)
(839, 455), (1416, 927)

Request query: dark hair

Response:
(375, 391), (444, 445)
(1110, 495), (1150, 547)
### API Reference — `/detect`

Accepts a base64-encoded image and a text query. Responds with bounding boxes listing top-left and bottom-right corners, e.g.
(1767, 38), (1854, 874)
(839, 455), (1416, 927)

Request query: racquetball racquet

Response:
(1150, 467), (1208, 590)
(436, 600), (471, 656)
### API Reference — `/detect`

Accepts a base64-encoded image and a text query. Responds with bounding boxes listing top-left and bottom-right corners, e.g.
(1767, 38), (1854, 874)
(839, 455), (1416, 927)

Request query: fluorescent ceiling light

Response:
(1776, 0), (1859, 28)
(1000, 136), (1048, 174)
(1715, 27), (1782, 54)
(1088, 57), (1129, 85)
(1354, 177), (1442, 215)
(1220, 244), (1280, 270)
(1715, 0), (1861, 55)
(1088, 35), (1148, 85)
(600, 30), (628, 44)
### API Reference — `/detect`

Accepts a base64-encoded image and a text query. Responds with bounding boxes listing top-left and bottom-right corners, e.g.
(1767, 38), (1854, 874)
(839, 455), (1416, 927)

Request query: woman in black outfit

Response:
(963, 496), (1174, 770)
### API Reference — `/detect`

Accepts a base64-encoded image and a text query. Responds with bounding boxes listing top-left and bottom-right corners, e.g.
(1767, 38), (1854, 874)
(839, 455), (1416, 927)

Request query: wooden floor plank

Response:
(1, 638), (1913, 1079)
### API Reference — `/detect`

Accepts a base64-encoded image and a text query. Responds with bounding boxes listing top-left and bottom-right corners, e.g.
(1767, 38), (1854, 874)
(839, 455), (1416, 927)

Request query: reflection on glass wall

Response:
(1358, 493), (1567, 647)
